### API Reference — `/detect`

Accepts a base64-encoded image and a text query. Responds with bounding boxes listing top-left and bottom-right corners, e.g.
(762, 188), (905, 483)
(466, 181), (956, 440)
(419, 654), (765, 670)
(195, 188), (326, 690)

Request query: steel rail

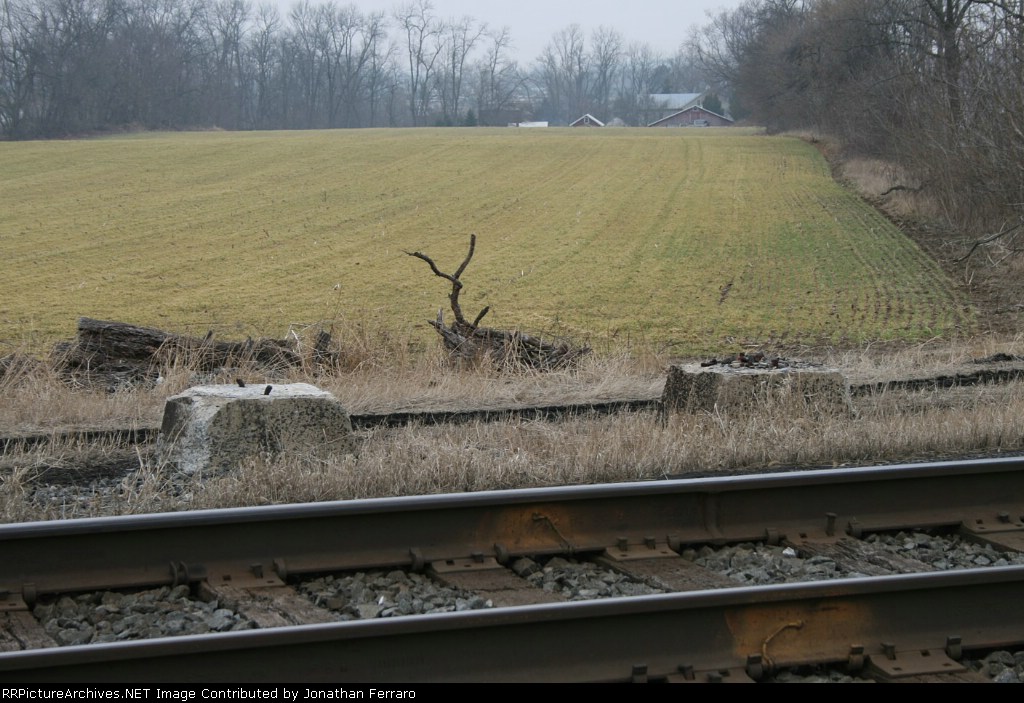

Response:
(1, 566), (1023, 682)
(2, 457), (1024, 598)
(0, 399), (663, 452)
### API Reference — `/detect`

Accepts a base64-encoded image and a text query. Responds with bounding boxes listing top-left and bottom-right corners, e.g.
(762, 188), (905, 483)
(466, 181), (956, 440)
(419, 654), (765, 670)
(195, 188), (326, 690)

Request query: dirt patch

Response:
(0, 448), (144, 485)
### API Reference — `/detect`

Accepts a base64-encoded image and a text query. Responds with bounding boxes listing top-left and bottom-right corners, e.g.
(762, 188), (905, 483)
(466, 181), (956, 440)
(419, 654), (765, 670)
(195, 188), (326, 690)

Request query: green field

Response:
(0, 128), (973, 354)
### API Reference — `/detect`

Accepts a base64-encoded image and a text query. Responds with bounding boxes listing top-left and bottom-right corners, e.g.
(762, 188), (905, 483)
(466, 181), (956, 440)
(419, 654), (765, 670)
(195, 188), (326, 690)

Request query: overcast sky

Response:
(274, 0), (744, 65)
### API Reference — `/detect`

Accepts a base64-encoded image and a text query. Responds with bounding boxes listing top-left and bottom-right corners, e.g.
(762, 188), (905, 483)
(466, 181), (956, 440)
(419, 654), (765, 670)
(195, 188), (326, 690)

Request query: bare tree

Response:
(344, 9), (387, 127)
(364, 22), (399, 127)
(287, 0), (331, 128)
(394, 0), (442, 125)
(537, 24), (590, 123)
(617, 41), (662, 125)
(205, 0), (250, 128)
(320, 4), (380, 127)
(247, 3), (280, 128)
(0, 0), (34, 137)
(471, 26), (524, 125)
(588, 26), (622, 119)
(436, 14), (484, 124)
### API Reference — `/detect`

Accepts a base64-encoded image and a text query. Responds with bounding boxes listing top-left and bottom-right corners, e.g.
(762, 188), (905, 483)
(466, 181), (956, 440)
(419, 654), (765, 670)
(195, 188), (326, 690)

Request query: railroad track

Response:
(2, 457), (1024, 682)
(5, 360), (1024, 452)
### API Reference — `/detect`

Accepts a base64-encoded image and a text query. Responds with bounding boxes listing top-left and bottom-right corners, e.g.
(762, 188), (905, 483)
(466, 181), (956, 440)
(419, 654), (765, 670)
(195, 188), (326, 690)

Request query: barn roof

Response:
(648, 93), (704, 110)
(647, 105), (734, 127)
(570, 113), (605, 127)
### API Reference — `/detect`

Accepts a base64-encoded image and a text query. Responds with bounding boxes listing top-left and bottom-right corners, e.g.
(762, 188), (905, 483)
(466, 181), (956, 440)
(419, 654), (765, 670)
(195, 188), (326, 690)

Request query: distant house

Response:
(569, 113), (604, 127)
(644, 92), (704, 124)
(648, 105), (734, 128)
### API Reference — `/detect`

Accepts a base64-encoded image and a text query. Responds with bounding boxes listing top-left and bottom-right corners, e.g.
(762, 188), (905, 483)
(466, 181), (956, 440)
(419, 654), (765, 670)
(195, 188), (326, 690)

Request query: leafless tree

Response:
(407, 235), (590, 370)
(320, 5), (381, 127)
(394, 0), (443, 125)
(615, 42), (662, 125)
(434, 14), (484, 124)
(365, 22), (399, 127)
(0, 0), (34, 137)
(286, 1), (331, 128)
(588, 26), (622, 119)
(205, 0), (250, 128)
(470, 26), (524, 125)
(247, 3), (280, 128)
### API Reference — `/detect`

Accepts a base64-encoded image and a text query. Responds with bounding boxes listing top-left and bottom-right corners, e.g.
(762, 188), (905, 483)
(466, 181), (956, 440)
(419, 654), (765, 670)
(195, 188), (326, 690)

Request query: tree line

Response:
(689, 0), (1024, 243)
(0, 0), (712, 138)
(6, 0), (1018, 245)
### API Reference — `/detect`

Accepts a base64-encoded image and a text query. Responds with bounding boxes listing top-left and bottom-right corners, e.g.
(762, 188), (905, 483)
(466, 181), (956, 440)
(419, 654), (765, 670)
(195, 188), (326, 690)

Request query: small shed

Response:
(648, 106), (733, 128)
(570, 114), (605, 127)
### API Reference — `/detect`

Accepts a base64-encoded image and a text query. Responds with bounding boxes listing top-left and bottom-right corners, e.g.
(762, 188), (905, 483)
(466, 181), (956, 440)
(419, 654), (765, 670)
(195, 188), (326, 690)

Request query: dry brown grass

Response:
(0, 332), (668, 433)
(0, 360), (159, 435)
(3, 333), (1024, 523)
(837, 157), (941, 222)
(182, 371), (1024, 508)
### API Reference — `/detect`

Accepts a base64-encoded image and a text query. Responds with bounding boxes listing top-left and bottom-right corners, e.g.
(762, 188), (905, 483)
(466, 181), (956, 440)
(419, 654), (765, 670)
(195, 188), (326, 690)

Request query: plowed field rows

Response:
(0, 128), (973, 353)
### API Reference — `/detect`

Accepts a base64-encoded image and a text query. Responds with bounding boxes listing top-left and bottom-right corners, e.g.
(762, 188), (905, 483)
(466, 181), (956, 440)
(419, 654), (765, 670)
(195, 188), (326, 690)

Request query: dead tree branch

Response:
(406, 233), (481, 329)
(956, 219), (1024, 263)
(406, 235), (589, 370)
(471, 305), (490, 328)
(878, 183), (924, 197)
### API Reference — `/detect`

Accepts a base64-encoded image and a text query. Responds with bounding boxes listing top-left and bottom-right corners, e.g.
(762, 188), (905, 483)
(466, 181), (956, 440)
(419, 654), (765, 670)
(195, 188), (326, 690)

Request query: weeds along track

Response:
(2, 458), (1024, 682)
(6, 362), (1024, 453)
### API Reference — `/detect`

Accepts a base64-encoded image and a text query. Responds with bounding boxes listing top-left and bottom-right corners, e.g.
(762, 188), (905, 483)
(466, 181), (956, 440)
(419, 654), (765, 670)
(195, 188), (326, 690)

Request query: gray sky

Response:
(274, 0), (744, 64)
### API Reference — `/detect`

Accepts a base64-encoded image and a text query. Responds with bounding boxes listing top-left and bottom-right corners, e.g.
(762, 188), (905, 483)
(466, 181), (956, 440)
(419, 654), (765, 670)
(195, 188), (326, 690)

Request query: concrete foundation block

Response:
(158, 383), (355, 474)
(662, 363), (854, 416)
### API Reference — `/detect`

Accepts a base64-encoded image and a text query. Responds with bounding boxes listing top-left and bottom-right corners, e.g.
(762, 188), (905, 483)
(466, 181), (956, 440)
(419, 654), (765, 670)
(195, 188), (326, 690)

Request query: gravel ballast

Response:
(33, 585), (253, 645)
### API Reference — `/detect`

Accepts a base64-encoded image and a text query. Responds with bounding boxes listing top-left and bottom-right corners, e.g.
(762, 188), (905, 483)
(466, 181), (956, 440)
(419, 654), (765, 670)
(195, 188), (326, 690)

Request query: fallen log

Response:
(56, 318), (171, 365)
(52, 318), (330, 390)
(427, 310), (589, 370)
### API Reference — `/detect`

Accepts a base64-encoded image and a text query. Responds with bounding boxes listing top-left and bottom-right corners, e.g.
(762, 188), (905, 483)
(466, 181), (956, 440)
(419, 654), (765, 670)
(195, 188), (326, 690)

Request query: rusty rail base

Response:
(3, 457), (1024, 598)
(1, 566), (1022, 682)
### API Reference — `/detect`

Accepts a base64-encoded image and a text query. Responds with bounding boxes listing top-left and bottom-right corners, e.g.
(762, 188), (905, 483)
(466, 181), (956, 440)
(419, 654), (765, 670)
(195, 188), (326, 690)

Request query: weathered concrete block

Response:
(662, 364), (854, 416)
(158, 383), (355, 474)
